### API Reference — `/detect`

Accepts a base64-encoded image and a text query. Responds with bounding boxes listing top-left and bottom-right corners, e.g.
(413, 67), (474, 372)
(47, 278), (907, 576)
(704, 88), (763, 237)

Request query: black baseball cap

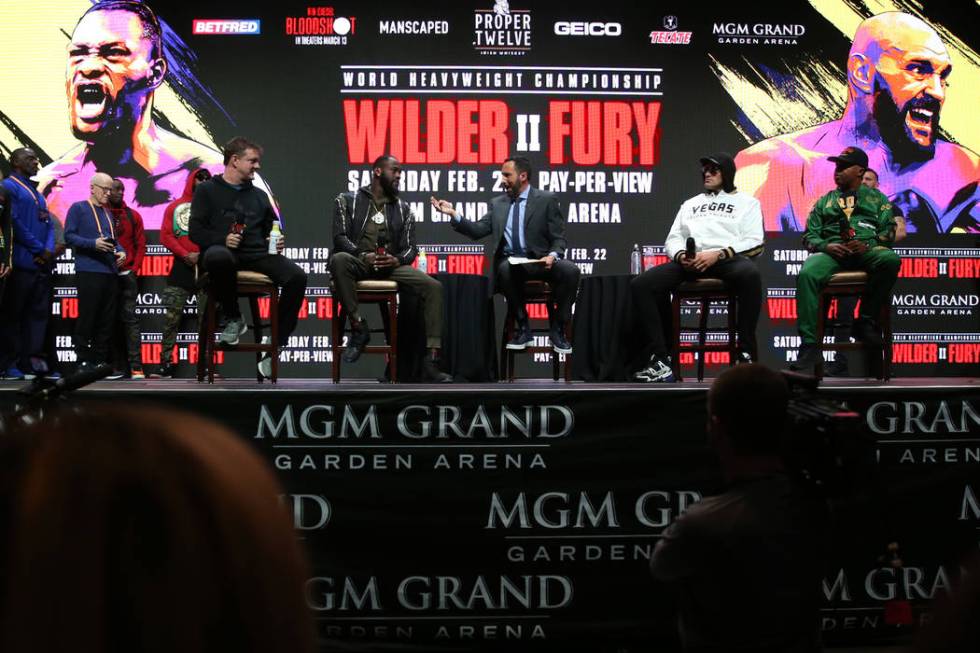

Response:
(827, 146), (868, 169)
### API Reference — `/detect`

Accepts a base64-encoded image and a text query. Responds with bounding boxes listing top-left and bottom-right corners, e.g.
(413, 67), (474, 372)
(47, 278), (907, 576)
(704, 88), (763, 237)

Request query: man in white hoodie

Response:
(630, 153), (764, 382)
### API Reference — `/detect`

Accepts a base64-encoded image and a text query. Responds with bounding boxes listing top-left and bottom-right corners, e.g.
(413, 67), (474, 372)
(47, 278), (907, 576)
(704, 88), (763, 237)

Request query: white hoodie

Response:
(664, 190), (764, 261)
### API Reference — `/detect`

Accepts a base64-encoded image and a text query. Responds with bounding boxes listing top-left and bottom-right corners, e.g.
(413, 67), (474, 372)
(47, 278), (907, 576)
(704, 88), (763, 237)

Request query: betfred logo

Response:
(650, 15), (691, 45)
(192, 19), (261, 35)
(554, 21), (622, 37)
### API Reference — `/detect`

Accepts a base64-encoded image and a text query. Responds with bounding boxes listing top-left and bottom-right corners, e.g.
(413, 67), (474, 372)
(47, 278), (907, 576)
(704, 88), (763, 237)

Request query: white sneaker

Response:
(219, 316), (247, 346)
(633, 356), (675, 383)
(258, 336), (272, 378)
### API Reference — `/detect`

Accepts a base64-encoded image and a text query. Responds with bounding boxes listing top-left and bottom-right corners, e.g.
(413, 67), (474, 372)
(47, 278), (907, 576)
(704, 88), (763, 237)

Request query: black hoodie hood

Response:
(699, 152), (737, 193)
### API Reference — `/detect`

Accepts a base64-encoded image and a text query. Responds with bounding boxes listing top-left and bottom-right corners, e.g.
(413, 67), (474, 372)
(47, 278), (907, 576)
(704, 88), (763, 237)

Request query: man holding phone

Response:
(64, 172), (126, 368)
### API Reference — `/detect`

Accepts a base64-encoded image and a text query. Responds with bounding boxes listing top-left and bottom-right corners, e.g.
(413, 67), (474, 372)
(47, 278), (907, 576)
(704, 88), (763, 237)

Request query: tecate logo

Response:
(192, 19), (261, 35)
(554, 21), (622, 36)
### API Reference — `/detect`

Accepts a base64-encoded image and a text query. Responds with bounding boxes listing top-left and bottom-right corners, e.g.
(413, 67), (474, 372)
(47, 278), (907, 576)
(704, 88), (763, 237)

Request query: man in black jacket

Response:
(189, 137), (307, 378)
(431, 156), (579, 353)
(330, 155), (451, 382)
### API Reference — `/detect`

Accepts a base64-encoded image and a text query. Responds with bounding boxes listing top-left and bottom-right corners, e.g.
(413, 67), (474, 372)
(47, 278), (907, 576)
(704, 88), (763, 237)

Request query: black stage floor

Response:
(1, 376), (976, 394)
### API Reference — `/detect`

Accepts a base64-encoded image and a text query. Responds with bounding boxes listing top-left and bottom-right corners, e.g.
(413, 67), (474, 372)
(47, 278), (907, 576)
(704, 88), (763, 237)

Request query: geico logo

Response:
(554, 21), (622, 36)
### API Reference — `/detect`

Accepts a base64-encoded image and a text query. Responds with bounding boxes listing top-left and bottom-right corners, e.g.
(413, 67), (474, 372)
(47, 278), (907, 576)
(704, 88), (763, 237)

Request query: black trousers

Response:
(0, 268), (52, 370)
(630, 257), (762, 360)
(201, 246), (308, 347)
(75, 271), (118, 365)
(496, 258), (581, 326)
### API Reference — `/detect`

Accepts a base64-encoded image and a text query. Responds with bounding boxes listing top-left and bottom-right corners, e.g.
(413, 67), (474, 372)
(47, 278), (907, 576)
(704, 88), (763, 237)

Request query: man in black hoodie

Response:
(189, 137), (307, 378)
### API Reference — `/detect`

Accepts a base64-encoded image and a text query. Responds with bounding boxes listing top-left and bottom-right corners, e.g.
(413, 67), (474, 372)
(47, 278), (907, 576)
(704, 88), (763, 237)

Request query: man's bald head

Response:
(9, 148), (40, 176)
(850, 12), (947, 65)
(89, 172), (114, 205)
(847, 12), (951, 157)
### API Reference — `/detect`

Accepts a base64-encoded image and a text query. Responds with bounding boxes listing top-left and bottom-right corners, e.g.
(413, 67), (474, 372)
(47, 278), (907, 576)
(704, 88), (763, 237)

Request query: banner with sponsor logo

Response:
(0, 1), (977, 378)
(2, 383), (976, 649)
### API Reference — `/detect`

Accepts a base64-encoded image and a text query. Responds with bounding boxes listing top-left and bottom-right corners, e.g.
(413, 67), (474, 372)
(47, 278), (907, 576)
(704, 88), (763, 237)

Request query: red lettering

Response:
(948, 343), (980, 364)
(141, 343), (161, 364)
(139, 255), (173, 276)
(188, 344), (224, 365)
(766, 298), (797, 319)
(892, 343), (938, 364)
(316, 298), (334, 319)
(526, 304), (548, 320)
(549, 101), (662, 166)
(343, 100), (508, 164)
(948, 258), (980, 278)
(61, 298), (79, 318)
(899, 258), (938, 278)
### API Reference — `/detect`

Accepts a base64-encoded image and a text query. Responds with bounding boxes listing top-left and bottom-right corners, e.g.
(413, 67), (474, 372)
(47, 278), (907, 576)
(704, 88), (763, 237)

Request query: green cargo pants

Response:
(796, 246), (900, 345)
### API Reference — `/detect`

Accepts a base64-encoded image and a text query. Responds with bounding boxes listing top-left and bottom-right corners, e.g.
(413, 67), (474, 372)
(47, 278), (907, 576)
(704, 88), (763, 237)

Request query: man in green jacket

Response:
(791, 147), (899, 373)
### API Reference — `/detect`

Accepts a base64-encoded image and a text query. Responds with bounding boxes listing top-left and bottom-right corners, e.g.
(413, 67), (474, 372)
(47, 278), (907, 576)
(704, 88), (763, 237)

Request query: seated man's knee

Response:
(329, 252), (356, 273)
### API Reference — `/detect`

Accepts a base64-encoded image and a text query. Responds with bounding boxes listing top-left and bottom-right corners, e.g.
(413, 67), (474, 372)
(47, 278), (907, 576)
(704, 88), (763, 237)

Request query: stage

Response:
(1, 376), (978, 651)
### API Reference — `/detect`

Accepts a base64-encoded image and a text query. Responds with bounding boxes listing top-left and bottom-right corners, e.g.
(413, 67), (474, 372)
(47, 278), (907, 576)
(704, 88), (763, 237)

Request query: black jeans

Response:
(201, 247), (308, 347)
(496, 258), (581, 327)
(75, 271), (118, 365)
(630, 257), (762, 360)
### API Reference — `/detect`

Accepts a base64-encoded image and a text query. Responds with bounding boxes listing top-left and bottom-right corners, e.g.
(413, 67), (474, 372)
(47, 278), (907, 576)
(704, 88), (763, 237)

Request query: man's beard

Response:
(379, 174), (399, 198)
(872, 76), (940, 164)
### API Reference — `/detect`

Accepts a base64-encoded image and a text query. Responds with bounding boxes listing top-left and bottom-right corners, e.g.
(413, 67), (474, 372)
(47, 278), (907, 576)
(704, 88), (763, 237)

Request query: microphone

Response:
(685, 237), (696, 259)
(39, 363), (113, 400)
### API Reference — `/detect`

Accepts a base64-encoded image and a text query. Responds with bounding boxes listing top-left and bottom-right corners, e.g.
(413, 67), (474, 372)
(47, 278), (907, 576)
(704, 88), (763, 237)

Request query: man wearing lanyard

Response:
(64, 172), (127, 368)
(431, 156), (579, 354)
(0, 148), (55, 380)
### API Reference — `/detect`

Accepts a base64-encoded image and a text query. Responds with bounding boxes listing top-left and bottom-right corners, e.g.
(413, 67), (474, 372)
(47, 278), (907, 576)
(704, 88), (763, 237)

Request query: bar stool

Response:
(815, 271), (892, 380)
(331, 280), (399, 383)
(670, 278), (748, 382)
(500, 280), (572, 383)
(197, 270), (279, 384)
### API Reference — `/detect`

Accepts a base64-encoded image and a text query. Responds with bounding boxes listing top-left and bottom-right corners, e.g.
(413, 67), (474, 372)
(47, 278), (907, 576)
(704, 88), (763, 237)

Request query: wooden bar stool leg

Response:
(207, 296), (217, 384)
(196, 290), (209, 382)
(697, 298), (709, 382)
(269, 287), (279, 384)
(671, 294), (683, 381)
(815, 292), (828, 379)
(249, 295), (263, 383)
(387, 296), (398, 384)
(727, 294), (737, 368)
(331, 299), (343, 384)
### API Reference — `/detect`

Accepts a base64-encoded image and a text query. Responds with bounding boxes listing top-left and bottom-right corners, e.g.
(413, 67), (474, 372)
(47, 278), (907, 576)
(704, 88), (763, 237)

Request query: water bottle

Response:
(418, 247), (428, 273)
(629, 243), (642, 275)
(268, 220), (282, 254)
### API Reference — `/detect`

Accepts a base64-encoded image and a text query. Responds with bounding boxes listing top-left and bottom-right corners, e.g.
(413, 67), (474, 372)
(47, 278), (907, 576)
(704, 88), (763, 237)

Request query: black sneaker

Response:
(343, 320), (370, 363)
(851, 317), (883, 347)
(825, 353), (850, 377)
(734, 350), (753, 365)
(155, 363), (177, 379)
(506, 327), (533, 351)
(550, 329), (572, 355)
(789, 343), (823, 373)
(422, 357), (452, 383)
(633, 355), (675, 383)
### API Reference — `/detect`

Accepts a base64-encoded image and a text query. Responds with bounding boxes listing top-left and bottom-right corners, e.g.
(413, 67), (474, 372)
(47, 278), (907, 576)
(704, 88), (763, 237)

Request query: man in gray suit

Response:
(431, 156), (580, 353)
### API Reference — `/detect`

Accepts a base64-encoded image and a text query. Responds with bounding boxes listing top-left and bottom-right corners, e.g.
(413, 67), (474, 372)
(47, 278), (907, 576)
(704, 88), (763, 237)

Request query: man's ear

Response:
(147, 56), (167, 90)
(848, 53), (874, 95)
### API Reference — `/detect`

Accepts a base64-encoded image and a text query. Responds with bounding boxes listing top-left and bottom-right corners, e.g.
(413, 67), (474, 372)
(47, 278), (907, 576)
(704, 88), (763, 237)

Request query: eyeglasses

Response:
(92, 184), (112, 192)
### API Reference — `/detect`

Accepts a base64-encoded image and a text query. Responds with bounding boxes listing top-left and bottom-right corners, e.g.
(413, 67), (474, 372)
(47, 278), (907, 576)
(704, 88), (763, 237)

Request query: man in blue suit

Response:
(431, 156), (580, 353)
